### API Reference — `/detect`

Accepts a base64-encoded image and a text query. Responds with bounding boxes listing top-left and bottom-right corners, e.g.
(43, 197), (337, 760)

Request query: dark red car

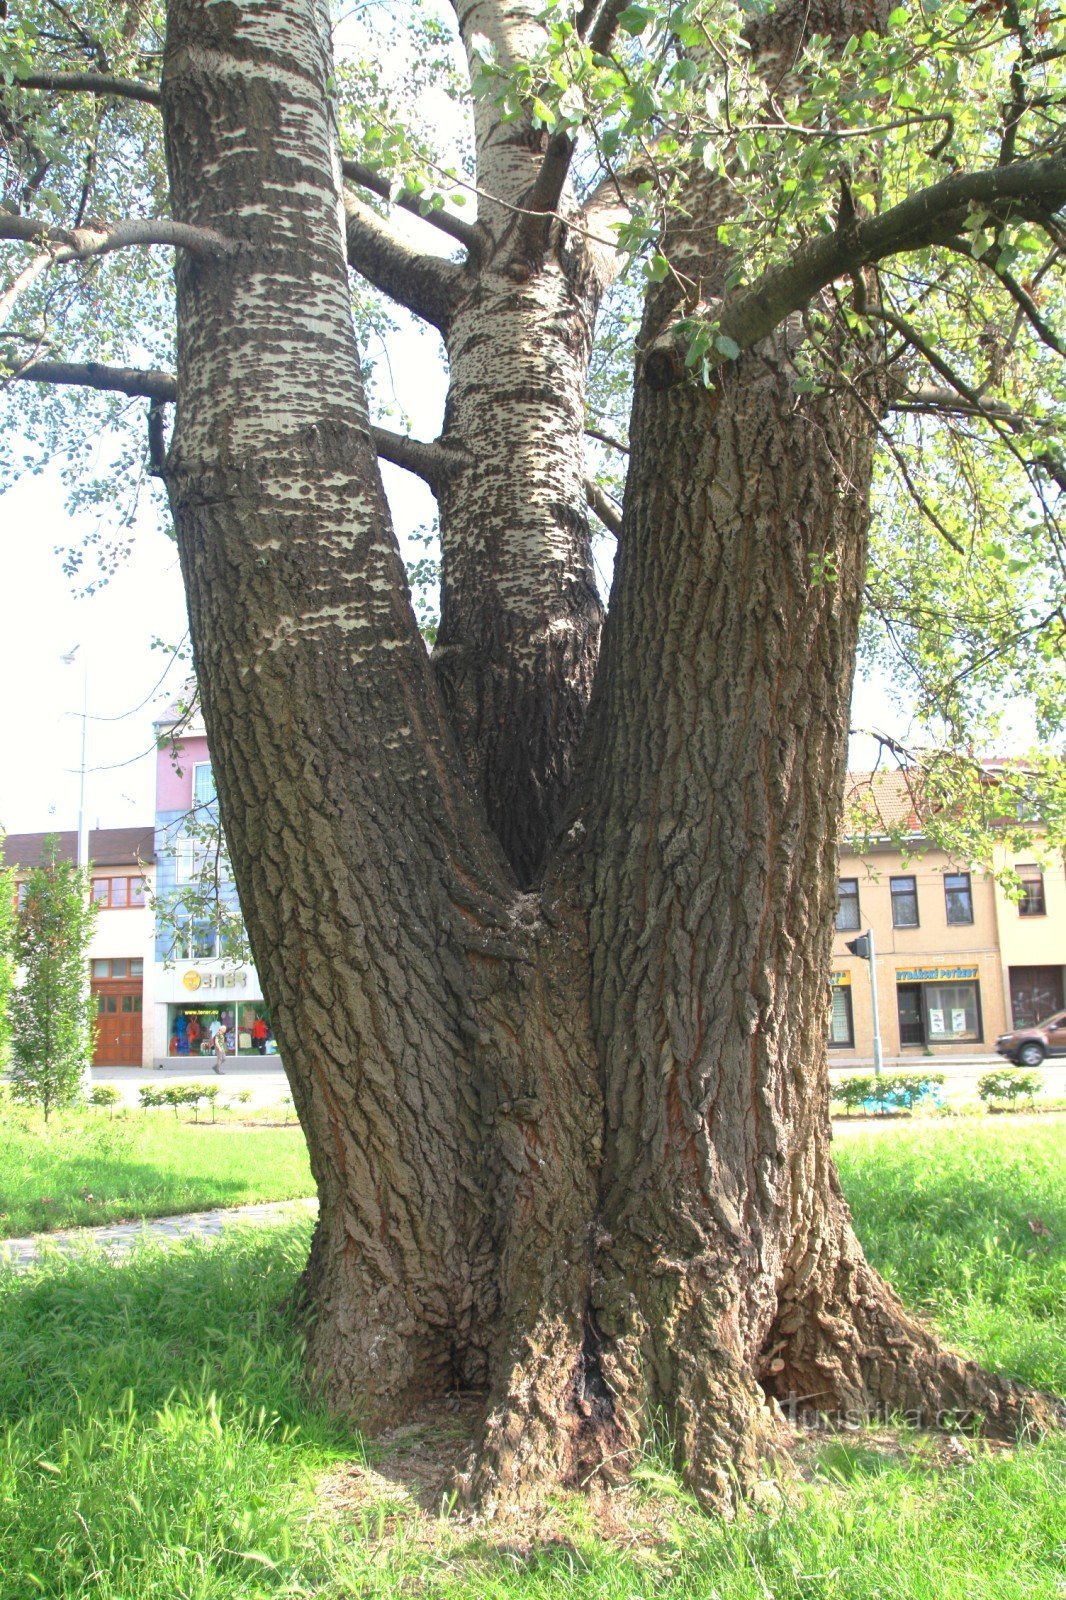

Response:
(995, 1010), (1066, 1066)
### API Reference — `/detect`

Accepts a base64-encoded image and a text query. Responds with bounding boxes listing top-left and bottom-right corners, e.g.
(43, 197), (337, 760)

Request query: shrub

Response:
(832, 1072), (944, 1116)
(89, 1084), (123, 1119)
(832, 1075), (877, 1115)
(186, 1082), (221, 1123)
(138, 1085), (166, 1111)
(978, 1069), (1042, 1111)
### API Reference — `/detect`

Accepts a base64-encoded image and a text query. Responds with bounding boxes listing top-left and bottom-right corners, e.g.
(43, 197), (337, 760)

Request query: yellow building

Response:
(830, 772), (1066, 1061)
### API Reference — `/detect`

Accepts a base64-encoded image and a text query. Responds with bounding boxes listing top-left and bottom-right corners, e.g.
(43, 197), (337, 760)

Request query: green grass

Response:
(0, 1120), (1062, 1597)
(0, 1107), (313, 1237)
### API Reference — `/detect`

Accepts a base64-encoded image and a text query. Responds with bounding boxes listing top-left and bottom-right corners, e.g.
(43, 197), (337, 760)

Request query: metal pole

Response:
(867, 926), (884, 1078)
(76, 665), (89, 876)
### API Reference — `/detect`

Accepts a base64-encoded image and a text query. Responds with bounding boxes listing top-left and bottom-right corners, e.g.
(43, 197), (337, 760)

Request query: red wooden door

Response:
(92, 983), (143, 1066)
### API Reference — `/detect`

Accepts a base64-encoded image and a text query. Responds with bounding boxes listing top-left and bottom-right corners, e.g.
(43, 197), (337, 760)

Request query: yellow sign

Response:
(182, 970), (202, 991)
(830, 970), (852, 987)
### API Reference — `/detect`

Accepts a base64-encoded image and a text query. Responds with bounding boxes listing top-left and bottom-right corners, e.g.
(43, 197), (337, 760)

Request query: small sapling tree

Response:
(0, 839), (16, 1071)
(9, 837), (97, 1122)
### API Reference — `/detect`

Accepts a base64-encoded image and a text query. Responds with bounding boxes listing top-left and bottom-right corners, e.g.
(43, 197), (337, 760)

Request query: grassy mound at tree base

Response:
(0, 1122), (1061, 1598)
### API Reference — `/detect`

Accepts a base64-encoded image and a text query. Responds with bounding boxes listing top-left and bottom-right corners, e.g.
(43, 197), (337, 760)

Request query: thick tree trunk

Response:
(428, 0), (611, 886)
(157, 0), (1061, 1524)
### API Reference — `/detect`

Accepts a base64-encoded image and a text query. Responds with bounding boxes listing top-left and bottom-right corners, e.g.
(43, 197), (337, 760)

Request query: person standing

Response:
(251, 1014), (269, 1055)
(213, 1022), (228, 1074)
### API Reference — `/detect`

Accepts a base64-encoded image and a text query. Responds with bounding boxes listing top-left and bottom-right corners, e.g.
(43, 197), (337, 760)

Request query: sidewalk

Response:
(91, 1061), (292, 1109)
(1, 1196), (318, 1273)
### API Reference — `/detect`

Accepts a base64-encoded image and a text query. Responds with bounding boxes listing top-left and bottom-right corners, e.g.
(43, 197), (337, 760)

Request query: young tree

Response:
(8, 837), (96, 1122)
(2, 0), (1064, 1509)
(0, 837), (16, 1067)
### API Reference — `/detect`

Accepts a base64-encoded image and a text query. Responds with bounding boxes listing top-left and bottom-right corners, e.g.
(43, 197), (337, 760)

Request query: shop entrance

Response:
(896, 984), (925, 1047)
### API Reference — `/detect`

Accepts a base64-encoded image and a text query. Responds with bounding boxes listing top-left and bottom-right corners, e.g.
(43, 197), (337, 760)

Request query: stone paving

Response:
(0, 1196), (318, 1273)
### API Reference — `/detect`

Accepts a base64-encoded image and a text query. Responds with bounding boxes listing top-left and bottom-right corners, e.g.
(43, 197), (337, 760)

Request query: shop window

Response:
(836, 879), (860, 931)
(1017, 863), (1046, 917)
(923, 981), (982, 1043)
(944, 872), (973, 925)
(890, 875), (919, 928)
(829, 986), (854, 1048)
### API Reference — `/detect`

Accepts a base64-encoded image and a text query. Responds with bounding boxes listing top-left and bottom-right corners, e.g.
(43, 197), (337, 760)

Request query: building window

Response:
(193, 762), (216, 806)
(829, 985), (854, 1048)
(89, 875), (150, 909)
(90, 957), (144, 980)
(836, 879), (860, 931)
(944, 872), (973, 925)
(1016, 863), (1046, 917)
(890, 875), (919, 928)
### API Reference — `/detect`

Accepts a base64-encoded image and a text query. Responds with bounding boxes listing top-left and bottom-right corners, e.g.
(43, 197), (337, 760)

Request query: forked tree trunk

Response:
(160, 0), (1061, 1521)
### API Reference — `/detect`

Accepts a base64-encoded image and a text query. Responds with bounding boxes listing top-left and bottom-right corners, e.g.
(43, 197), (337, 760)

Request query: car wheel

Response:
(1018, 1042), (1045, 1067)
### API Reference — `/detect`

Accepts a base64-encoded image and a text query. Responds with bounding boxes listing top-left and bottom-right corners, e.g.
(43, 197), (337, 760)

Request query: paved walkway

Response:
(1, 1196), (318, 1274)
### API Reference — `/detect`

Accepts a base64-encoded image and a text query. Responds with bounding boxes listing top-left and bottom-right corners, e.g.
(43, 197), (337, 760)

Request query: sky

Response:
(0, 316), (445, 840)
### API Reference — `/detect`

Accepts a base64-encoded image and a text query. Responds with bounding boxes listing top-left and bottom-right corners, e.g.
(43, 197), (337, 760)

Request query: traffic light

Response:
(845, 934), (871, 960)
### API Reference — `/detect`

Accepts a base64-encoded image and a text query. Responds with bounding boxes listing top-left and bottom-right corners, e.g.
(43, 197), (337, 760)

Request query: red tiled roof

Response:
(1, 827), (156, 871)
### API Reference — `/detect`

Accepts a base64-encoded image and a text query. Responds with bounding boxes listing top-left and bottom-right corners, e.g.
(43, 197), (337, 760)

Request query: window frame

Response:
(836, 878), (861, 932)
(890, 874), (920, 929)
(1016, 863), (1046, 917)
(88, 874), (150, 909)
(944, 871), (974, 926)
(192, 761), (216, 806)
(828, 984), (854, 1049)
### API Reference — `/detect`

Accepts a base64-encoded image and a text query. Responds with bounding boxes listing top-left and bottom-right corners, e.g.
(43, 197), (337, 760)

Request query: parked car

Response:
(994, 1010), (1066, 1066)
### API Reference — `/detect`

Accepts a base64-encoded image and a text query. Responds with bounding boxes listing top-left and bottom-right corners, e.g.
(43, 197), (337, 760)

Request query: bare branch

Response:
(10, 70), (160, 106)
(0, 214), (234, 260)
(585, 477), (623, 535)
(370, 424), (460, 489)
(343, 192), (462, 331)
(4, 353), (176, 400)
(341, 158), (481, 255)
(585, 423), (630, 454)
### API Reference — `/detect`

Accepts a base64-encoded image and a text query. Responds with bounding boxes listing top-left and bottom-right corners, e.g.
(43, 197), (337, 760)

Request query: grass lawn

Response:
(0, 1104), (313, 1238)
(0, 1120), (1062, 1598)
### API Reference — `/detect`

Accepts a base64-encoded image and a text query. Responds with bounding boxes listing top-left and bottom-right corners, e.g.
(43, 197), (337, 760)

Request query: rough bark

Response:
(146, 0), (1062, 1525)
(427, 0), (613, 887)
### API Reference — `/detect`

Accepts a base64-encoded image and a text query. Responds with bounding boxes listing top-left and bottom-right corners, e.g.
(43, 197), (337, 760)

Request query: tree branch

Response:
(0, 251), (52, 324)
(645, 152), (1066, 382)
(585, 477), (623, 534)
(370, 424), (459, 488)
(343, 192), (462, 331)
(508, 130), (576, 265)
(3, 354), (176, 400)
(0, 214), (234, 260)
(341, 158), (480, 255)
(10, 70), (161, 106)
(5, 353), (460, 491)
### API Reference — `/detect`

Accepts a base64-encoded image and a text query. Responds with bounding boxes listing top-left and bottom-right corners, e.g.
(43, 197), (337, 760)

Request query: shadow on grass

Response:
(0, 1157), (258, 1236)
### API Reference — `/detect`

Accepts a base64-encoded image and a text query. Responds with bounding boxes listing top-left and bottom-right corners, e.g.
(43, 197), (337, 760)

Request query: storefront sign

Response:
(895, 965), (978, 983)
(829, 970), (852, 987)
(182, 968), (248, 991)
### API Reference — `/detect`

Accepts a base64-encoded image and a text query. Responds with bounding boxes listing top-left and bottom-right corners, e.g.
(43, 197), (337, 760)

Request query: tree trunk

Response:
(429, 0), (611, 887)
(157, 0), (1061, 1522)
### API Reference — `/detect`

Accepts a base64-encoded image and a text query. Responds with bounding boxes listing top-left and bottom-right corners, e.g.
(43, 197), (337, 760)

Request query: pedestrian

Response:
(213, 1024), (227, 1074)
(251, 1014), (269, 1056)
